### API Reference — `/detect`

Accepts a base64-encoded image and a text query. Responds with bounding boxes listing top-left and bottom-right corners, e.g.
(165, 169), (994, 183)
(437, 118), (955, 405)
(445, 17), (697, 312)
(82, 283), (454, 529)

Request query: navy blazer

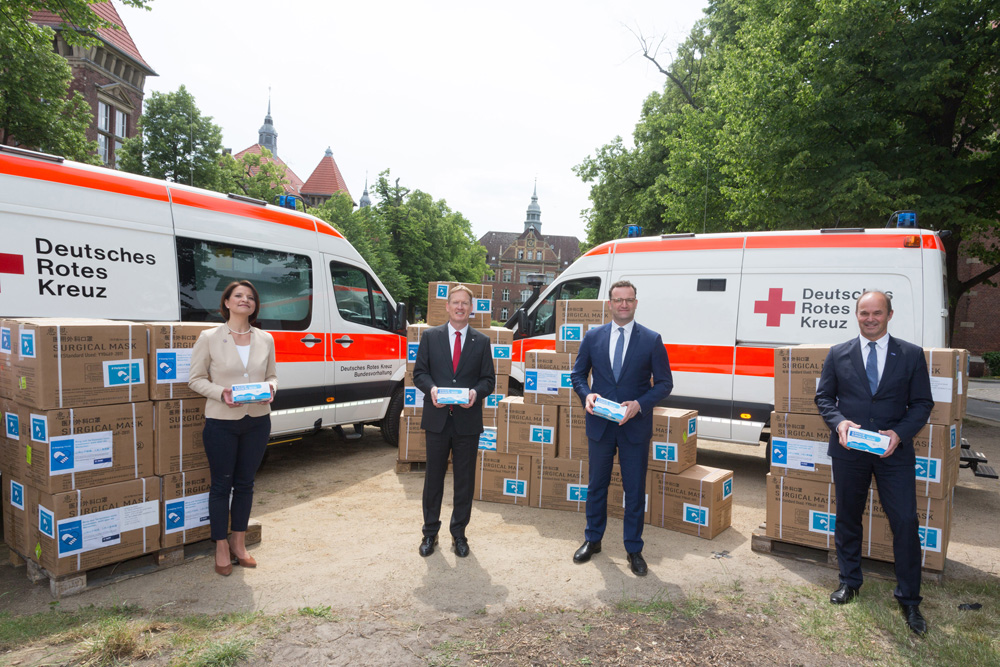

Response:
(570, 321), (673, 444)
(815, 335), (933, 467)
(412, 323), (496, 436)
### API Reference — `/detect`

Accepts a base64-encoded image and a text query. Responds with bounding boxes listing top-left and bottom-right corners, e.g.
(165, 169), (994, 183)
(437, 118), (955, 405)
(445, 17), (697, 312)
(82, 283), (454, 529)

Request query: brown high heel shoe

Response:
(229, 548), (257, 568)
(215, 561), (233, 576)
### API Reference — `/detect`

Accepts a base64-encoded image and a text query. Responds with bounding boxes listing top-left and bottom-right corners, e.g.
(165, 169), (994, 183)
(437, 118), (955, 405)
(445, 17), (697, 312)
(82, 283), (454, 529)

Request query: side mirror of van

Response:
(515, 309), (529, 338)
(394, 302), (408, 334)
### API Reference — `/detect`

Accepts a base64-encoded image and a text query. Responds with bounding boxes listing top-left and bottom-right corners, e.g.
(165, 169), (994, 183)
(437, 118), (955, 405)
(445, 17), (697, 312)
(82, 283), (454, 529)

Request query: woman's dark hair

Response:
(220, 280), (261, 323)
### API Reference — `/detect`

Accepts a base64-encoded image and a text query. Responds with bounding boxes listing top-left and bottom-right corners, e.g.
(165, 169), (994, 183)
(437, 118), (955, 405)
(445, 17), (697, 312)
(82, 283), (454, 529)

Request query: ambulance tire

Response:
(381, 385), (405, 446)
(508, 379), (523, 397)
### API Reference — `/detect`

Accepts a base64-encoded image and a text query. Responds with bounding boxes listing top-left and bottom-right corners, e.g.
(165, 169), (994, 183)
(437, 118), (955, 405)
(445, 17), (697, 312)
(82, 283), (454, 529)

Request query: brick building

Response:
(478, 186), (580, 323)
(950, 238), (1000, 373)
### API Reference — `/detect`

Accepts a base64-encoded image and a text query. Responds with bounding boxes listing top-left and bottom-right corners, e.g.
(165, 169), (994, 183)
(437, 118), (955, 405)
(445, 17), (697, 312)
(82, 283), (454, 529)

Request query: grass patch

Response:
(298, 604), (338, 620)
(177, 636), (256, 667)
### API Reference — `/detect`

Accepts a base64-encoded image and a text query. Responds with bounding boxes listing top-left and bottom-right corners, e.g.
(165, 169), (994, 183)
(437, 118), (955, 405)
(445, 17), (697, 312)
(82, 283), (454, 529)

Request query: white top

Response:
(859, 333), (888, 384)
(609, 321), (635, 367)
(236, 343), (250, 368)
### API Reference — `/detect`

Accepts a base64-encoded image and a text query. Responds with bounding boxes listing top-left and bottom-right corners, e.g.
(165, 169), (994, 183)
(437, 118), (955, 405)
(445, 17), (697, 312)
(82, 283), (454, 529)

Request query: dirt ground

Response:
(2, 420), (999, 664)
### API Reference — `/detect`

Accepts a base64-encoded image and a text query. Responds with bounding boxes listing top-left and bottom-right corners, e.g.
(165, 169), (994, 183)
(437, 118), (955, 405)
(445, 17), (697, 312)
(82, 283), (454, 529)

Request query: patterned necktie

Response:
(453, 331), (462, 374)
(866, 341), (879, 394)
(613, 327), (625, 382)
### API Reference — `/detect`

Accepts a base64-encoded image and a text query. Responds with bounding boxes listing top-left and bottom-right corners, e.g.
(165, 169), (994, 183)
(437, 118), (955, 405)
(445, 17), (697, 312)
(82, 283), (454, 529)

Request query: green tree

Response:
(217, 148), (291, 203)
(0, 22), (97, 162)
(118, 86), (226, 189)
(2, 0), (152, 48)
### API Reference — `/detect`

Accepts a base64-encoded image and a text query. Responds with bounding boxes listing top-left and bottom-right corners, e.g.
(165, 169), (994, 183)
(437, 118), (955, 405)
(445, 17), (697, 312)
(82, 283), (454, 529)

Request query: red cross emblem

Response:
(0, 253), (24, 293)
(754, 288), (795, 327)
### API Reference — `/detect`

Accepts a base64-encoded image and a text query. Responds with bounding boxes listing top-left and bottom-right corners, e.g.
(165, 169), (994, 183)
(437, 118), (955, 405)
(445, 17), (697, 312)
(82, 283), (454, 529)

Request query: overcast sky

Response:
(117, 0), (709, 241)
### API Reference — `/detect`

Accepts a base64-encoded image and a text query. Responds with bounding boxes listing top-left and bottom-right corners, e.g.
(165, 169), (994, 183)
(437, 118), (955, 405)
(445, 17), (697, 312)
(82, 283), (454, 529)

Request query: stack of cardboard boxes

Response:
(0, 318), (216, 578)
(766, 345), (967, 570)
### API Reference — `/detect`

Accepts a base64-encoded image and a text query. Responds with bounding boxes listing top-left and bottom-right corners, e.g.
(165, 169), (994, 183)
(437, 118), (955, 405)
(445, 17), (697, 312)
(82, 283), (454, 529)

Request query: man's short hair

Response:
(856, 290), (893, 313)
(608, 280), (637, 300)
(448, 284), (474, 303)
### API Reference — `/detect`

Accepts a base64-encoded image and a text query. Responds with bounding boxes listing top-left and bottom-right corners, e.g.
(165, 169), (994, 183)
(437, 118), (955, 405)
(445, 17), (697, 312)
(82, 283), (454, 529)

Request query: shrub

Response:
(984, 351), (1000, 377)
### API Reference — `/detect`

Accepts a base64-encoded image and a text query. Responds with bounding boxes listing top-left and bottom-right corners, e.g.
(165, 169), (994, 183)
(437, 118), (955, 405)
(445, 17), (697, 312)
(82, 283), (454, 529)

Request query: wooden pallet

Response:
(20, 520), (262, 598)
(395, 459), (428, 473)
(751, 526), (943, 584)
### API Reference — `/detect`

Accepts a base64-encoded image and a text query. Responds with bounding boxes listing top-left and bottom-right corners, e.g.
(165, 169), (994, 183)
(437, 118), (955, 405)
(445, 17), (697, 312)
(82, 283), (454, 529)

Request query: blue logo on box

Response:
(560, 372), (573, 388)
(58, 520), (83, 555)
(918, 526), (940, 550)
(407, 342), (419, 362)
(156, 352), (177, 381)
(530, 426), (553, 444)
(5, 413), (18, 439)
(0, 327), (10, 353)
(688, 418), (697, 436)
(165, 500), (185, 530)
(525, 370), (538, 392)
(404, 387), (418, 407)
(504, 479), (526, 497)
(771, 439), (787, 464)
(559, 324), (582, 342)
(475, 298), (491, 313)
(915, 458), (939, 481)
(20, 331), (35, 357)
(653, 443), (676, 462)
(486, 393), (502, 408)
(50, 438), (75, 473)
(567, 484), (588, 502)
(39, 506), (54, 538)
(31, 415), (47, 442)
(950, 426), (957, 450)
(106, 361), (142, 386)
(723, 478), (732, 499)
(492, 344), (512, 360)
(810, 511), (836, 534)
(684, 505), (709, 526)
(10, 481), (24, 510)
(436, 284), (449, 299)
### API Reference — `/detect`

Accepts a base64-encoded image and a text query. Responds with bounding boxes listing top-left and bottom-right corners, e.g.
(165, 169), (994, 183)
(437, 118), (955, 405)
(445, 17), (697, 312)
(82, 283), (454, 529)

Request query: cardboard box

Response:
(3, 475), (32, 557)
(1, 396), (24, 479)
(436, 388), (469, 405)
(405, 323), (433, 369)
(160, 467), (213, 548)
(872, 422), (960, 500)
(30, 476), (161, 576)
(529, 457), (588, 511)
(866, 490), (952, 571)
(473, 450), (531, 505)
(607, 464), (649, 523)
(496, 397), (557, 459)
(769, 412), (835, 483)
(557, 404), (588, 460)
(925, 348), (961, 425)
(145, 323), (216, 400)
(10, 319), (150, 410)
(398, 413), (426, 462)
(0, 318), (14, 399)
(774, 345), (831, 415)
(648, 466), (733, 539)
(524, 350), (576, 406)
(649, 408), (698, 474)
(19, 401), (154, 493)
(476, 326), (514, 377)
(958, 349), (969, 419)
(426, 282), (493, 329)
(554, 300), (611, 353)
(153, 398), (208, 474)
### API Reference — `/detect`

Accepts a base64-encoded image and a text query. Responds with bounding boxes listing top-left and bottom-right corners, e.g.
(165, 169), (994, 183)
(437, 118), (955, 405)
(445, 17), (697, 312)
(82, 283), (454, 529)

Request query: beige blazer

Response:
(188, 324), (279, 420)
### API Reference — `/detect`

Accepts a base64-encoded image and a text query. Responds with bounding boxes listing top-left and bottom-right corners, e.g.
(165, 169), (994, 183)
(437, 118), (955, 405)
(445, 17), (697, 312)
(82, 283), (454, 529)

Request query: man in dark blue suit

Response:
(570, 280), (673, 575)
(815, 290), (933, 635)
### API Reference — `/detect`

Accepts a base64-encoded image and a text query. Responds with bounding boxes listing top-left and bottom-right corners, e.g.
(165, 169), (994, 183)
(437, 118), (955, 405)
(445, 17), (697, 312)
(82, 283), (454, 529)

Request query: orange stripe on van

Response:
(512, 337), (555, 362)
(745, 234), (911, 249)
(923, 235), (945, 251)
(170, 189), (316, 232)
(616, 237), (744, 253)
(0, 153), (169, 201)
(316, 221), (345, 239)
(583, 243), (614, 257)
(664, 343), (734, 374)
(328, 333), (405, 362)
(270, 331), (325, 364)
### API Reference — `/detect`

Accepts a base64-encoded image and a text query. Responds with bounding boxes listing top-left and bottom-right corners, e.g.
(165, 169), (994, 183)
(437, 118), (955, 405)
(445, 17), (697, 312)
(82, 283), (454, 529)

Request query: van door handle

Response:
(300, 336), (322, 347)
(335, 336), (354, 347)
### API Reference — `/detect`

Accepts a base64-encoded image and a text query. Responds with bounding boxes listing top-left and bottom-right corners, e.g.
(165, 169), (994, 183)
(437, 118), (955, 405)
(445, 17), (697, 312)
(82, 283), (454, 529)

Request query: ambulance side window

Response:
(531, 277), (601, 335)
(176, 237), (312, 330)
(330, 261), (391, 331)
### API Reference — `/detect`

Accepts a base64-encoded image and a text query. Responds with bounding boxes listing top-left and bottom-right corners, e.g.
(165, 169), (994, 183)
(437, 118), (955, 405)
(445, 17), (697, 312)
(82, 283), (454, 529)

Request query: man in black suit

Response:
(413, 284), (496, 558)
(815, 290), (933, 635)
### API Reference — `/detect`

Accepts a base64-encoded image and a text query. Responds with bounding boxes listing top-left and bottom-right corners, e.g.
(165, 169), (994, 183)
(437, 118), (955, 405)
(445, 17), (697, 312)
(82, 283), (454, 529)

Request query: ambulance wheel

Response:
(508, 379), (523, 397)
(381, 385), (405, 446)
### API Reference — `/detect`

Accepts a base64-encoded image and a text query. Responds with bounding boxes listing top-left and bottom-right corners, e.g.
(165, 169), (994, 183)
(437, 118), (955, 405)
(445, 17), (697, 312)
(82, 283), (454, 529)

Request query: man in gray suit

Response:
(412, 285), (495, 558)
(815, 290), (933, 635)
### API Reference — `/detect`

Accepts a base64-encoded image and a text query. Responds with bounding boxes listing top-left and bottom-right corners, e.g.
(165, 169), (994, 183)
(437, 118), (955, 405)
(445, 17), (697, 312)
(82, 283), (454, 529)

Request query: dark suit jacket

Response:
(412, 323), (496, 436)
(815, 335), (934, 467)
(570, 321), (673, 444)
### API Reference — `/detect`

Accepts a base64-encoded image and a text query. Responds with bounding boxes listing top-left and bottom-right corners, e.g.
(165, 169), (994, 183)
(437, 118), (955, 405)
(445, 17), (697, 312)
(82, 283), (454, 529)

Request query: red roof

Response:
(233, 144), (305, 195)
(31, 2), (154, 73)
(301, 152), (351, 199)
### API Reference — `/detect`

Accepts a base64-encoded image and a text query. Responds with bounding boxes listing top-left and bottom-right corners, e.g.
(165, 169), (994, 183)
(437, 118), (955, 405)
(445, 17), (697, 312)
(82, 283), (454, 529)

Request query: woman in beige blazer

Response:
(189, 280), (278, 576)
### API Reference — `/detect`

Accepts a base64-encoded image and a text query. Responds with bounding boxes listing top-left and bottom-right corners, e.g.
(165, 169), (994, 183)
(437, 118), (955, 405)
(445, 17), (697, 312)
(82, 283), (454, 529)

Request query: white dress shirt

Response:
(859, 333), (889, 384)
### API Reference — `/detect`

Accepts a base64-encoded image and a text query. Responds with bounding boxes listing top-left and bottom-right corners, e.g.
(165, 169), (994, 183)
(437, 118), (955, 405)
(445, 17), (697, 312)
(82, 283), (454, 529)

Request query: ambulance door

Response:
(613, 239), (744, 441)
(170, 192), (331, 437)
(326, 258), (403, 425)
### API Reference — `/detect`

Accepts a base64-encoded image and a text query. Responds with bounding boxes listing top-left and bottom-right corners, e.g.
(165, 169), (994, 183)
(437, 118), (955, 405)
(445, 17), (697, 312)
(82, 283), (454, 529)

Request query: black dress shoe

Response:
(899, 603), (927, 636)
(419, 535), (437, 557)
(829, 584), (859, 604)
(626, 552), (648, 576)
(453, 537), (470, 558)
(573, 540), (602, 563)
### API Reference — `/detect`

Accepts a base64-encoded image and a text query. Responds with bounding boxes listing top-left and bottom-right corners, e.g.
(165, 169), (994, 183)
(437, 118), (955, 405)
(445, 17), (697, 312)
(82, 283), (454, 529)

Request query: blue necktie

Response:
(613, 327), (625, 382)
(866, 341), (879, 394)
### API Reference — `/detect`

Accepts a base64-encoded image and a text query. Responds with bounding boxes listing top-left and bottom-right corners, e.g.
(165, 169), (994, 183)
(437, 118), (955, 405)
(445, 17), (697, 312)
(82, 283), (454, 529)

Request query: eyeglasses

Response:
(610, 298), (636, 305)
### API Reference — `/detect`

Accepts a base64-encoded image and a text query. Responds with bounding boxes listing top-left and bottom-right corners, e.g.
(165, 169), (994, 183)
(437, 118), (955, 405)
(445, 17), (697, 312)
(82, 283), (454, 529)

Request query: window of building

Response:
(517, 250), (524, 259)
(501, 288), (510, 301)
(520, 274), (528, 284)
(519, 289), (532, 303)
(501, 307), (509, 320)
(502, 269), (512, 282)
(115, 110), (128, 138)
(98, 102), (110, 132)
(545, 273), (555, 284)
(97, 134), (109, 165)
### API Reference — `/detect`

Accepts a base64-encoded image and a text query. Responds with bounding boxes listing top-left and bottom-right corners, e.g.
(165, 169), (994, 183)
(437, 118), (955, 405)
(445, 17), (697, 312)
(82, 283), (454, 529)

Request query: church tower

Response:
(258, 94), (278, 157)
(523, 182), (542, 233)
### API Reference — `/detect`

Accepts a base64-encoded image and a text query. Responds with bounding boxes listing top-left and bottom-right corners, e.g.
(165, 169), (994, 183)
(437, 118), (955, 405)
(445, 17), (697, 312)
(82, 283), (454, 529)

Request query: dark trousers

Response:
(422, 415), (478, 539)
(832, 455), (922, 605)
(585, 432), (649, 554)
(203, 415), (270, 541)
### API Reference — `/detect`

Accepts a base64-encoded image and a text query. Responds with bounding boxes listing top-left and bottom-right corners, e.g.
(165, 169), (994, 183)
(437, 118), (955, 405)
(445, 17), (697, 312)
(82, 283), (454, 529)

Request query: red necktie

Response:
(453, 331), (462, 373)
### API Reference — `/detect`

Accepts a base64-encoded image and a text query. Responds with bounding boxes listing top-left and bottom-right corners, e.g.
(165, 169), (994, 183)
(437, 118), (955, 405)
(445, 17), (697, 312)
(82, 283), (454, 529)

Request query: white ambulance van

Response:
(0, 146), (408, 444)
(509, 229), (949, 445)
